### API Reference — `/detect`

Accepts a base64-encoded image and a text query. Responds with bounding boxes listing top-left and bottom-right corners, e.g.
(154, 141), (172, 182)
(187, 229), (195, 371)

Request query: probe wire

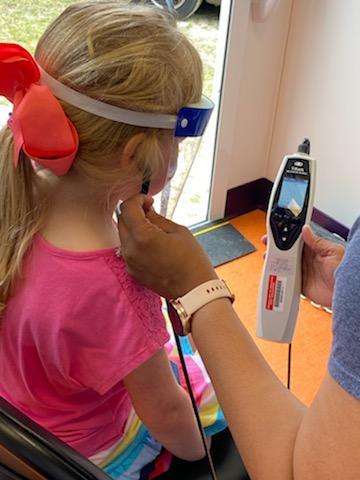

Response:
(287, 343), (292, 390)
(130, 180), (217, 478)
(168, 301), (218, 480)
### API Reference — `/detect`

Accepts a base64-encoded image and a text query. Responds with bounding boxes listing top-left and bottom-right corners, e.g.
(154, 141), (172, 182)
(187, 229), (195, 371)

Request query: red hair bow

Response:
(0, 43), (79, 176)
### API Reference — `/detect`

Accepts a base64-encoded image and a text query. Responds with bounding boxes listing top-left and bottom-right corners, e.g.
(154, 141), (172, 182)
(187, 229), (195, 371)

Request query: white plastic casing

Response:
(257, 152), (316, 343)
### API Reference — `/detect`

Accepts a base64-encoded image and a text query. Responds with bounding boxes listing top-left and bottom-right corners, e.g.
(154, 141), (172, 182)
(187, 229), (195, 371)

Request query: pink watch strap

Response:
(179, 279), (234, 319)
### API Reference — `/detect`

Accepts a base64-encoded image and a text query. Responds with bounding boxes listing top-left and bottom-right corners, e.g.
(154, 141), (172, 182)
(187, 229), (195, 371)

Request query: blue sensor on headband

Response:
(175, 96), (214, 137)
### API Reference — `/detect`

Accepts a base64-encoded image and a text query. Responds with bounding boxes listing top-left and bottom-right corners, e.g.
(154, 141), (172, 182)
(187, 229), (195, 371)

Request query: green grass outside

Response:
(0, 1), (218, 105)
(0, 1), (75, 53)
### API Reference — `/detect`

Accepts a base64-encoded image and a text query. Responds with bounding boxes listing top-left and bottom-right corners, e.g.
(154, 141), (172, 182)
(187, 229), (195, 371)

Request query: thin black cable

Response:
(167, 301), (217, 480)
(287, 343), (292, 390)
(141, 178), (216, 477)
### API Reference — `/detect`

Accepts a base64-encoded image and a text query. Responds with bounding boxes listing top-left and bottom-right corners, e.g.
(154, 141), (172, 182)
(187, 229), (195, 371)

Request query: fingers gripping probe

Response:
(257, 139), (316, 344)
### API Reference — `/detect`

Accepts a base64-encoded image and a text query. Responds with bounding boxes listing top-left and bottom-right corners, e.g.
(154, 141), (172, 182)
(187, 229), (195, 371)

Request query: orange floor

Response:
(215, 210), (332, 406)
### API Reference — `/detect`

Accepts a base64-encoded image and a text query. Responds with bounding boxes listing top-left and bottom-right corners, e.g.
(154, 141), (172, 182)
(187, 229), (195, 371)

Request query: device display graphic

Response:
(277, 177), (309, 216)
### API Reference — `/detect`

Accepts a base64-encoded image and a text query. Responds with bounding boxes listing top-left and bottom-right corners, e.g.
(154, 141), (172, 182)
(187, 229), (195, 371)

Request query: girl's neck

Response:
(41, 179), (120, 252)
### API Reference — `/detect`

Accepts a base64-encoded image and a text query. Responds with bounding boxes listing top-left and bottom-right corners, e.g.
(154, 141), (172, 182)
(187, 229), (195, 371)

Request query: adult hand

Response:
(301, 225), (345, 307)
(117, 194), (217, 299)
(262, 226), (345, 307)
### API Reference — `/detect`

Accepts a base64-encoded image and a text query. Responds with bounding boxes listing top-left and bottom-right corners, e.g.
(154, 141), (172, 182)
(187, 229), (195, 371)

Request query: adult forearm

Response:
(191, 298), (306, 480)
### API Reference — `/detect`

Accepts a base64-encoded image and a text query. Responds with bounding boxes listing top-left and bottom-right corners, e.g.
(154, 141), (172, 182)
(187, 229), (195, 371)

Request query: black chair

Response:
(0, 396), (249, 479)
(0, 396), (111, 480)
(157, 428), (250, 480)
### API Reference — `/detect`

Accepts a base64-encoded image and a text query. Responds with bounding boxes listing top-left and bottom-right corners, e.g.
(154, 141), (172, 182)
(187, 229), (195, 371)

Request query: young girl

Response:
(0, 2), (226, 478)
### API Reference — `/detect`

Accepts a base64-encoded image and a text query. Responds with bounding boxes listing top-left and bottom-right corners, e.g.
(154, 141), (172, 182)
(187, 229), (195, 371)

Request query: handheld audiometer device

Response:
(257, 139), (316, 343)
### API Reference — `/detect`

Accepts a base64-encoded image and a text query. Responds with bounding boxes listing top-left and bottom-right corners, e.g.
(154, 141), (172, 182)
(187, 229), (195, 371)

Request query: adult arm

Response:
(118, 195), (359, 480)
(190, 299), (360, 480)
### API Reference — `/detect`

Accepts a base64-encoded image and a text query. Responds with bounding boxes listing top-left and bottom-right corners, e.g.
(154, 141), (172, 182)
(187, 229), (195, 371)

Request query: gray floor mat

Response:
(194, 223), (256, 268)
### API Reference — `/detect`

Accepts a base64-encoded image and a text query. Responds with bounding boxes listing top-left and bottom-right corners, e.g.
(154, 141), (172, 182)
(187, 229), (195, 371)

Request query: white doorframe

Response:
(208, 0), (252, 221)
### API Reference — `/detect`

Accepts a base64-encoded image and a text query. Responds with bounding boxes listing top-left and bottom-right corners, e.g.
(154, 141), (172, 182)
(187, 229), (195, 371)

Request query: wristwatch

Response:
(167, 279), (235, 336)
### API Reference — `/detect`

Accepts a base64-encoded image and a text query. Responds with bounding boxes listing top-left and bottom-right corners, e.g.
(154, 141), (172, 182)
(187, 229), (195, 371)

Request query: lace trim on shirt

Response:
(104, 253), (164, 337)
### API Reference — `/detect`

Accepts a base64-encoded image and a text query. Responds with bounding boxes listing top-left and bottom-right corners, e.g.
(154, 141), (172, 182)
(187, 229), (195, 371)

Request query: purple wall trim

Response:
(225, 178), (272, 217)
(225, 178), (349, 239)
(311, 208), (349, 240)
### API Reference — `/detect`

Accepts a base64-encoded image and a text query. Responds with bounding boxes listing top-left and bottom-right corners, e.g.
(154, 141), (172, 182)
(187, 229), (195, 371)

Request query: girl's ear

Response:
(120, 133), (147, 167)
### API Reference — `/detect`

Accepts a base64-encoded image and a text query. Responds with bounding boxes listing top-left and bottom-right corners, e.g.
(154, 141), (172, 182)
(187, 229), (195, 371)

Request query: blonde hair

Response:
(0, 0), (203, 314)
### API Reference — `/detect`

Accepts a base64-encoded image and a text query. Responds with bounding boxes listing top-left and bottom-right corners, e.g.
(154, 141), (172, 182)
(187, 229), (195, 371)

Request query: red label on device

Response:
(266, 274), (277, 310)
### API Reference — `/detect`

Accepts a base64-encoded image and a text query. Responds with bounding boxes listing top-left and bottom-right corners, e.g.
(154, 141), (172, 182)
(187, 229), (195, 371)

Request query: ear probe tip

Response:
(141, 180), (150, 195)
(115, 205), (121, 223)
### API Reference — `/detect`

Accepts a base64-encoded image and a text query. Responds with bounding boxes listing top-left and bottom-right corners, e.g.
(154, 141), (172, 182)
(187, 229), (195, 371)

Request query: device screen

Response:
(277, 176), (309, 216)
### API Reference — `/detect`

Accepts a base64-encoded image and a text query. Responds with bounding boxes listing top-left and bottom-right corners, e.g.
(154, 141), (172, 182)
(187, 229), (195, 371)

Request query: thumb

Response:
(302, 225), (328, 254)
(146, 207), (180, 234)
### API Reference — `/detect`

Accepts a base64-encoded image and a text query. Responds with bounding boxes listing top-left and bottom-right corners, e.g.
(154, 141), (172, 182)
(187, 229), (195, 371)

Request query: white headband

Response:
(39, 67), (178, 129)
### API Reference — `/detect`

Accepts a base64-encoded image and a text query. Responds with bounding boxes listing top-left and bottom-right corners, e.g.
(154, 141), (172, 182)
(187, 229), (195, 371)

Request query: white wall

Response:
(217, 0), (292, 187)
(227, 0), (293, 187)
(267, 0), (360, 228)
(210, 0), (292, 219)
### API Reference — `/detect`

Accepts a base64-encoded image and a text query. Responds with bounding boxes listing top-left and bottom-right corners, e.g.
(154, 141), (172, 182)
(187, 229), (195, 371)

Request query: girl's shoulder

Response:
(32, 232), (153, 294)
(28, 233), (163, 335)
(6, 235), (169, 397)
(33, 232), (119, 262)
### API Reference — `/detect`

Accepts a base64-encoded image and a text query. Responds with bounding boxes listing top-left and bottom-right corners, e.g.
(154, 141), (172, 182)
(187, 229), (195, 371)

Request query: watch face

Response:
(167, 301), (187, 337)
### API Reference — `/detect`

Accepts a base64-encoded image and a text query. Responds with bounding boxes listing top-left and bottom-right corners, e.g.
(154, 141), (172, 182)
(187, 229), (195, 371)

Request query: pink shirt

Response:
(0, 234), (169, 457)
